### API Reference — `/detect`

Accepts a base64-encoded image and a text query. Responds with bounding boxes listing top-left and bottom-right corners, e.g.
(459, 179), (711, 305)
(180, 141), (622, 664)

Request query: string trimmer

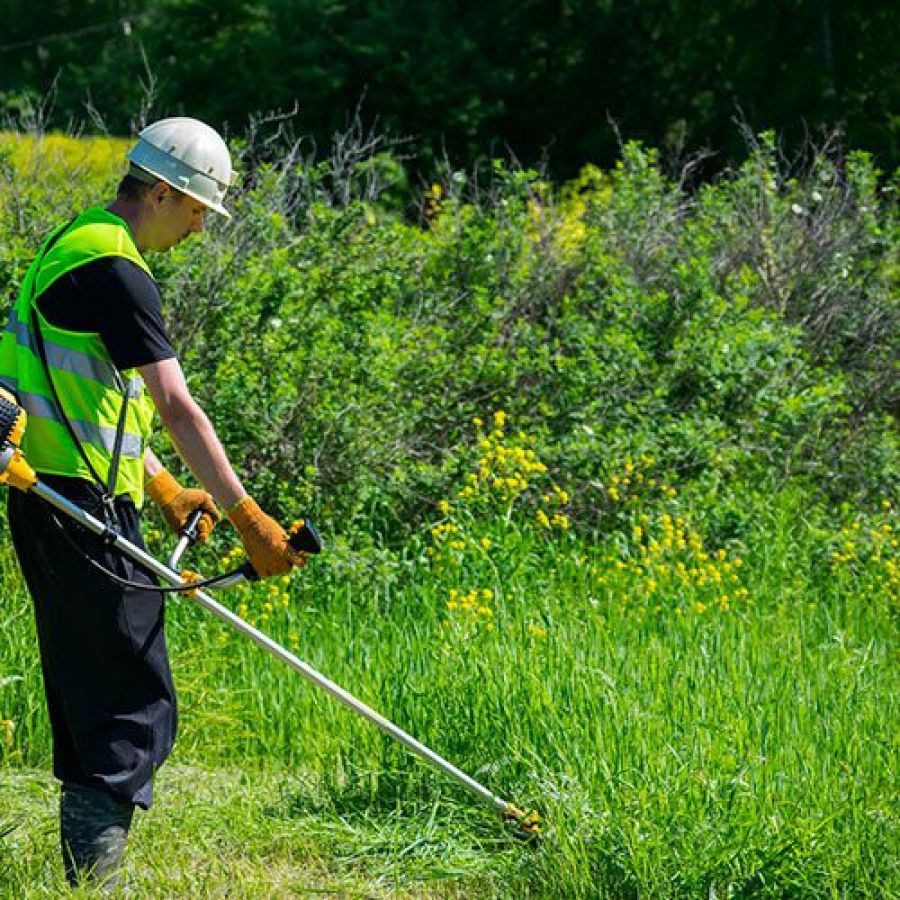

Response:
(0, 388), (539, 840)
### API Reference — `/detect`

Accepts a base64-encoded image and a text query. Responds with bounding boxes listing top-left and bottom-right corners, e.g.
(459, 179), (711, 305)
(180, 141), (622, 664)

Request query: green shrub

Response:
(0, 128), (896, 542)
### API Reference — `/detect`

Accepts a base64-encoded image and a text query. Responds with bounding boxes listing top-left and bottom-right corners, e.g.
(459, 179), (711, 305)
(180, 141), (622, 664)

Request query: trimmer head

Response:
(503, 804), (542, 843)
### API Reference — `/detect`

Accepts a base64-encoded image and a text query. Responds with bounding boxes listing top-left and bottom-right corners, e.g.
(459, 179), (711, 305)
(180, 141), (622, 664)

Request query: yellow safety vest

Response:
(0, 207), (157, 506)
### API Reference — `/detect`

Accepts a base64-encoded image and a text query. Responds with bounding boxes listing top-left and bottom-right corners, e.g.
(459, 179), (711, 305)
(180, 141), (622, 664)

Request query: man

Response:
(0, 117), (304, 890)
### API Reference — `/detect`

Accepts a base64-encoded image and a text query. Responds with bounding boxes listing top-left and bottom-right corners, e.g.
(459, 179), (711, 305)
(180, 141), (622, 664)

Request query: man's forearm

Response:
(143, 447), (164, 481)
(155, 400), (246, 510)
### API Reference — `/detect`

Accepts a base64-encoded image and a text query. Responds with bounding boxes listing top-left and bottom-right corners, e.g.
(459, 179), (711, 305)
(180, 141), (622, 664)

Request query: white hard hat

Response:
(126, 117), (235, 218)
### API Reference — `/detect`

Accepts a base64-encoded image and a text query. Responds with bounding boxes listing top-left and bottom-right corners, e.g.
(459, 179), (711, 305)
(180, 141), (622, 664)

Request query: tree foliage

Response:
(0, 1), (897, 176)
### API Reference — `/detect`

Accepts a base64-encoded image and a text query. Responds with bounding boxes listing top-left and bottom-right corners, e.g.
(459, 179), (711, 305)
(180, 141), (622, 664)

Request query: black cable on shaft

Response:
(48, 510), (245, 594)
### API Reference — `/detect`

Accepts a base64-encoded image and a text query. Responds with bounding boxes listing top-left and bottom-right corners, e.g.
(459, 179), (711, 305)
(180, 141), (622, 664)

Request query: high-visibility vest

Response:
(0, 207), (157, 507)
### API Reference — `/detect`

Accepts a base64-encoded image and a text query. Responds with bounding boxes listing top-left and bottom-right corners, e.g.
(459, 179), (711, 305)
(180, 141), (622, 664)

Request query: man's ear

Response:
(149, 180), (172, 207)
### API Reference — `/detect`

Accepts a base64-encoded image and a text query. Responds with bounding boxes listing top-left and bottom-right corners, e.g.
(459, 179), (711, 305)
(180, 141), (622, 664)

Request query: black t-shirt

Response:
(36, 256), (176, 371)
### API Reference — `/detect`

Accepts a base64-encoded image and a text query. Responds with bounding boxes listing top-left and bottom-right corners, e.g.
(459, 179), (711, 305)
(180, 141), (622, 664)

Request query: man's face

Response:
(145, 183), (208, 251)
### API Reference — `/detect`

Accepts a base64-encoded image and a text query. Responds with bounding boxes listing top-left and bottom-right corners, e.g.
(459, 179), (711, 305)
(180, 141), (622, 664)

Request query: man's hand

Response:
(146, 468), (220, 541)
(228, 496), (307, 577)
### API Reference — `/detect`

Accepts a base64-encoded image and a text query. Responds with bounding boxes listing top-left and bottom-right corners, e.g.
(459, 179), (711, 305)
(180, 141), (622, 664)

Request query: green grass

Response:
(1, 490), (897, 897)
(0, 766), (498, 897)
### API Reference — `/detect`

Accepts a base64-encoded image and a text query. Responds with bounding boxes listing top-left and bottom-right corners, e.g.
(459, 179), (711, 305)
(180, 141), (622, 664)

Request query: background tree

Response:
(0, 0), (897, 175)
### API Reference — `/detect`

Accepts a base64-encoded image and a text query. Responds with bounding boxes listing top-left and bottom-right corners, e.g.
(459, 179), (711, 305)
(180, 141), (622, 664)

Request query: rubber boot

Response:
(60, 782), (134, 892)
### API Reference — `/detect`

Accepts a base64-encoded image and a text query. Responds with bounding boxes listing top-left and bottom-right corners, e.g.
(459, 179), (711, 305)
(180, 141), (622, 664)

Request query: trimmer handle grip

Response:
(182, 508), (205, 543)
(288, 519), (323, 555)
(167, 507), (206, 570)
(239, 517), (323, 582)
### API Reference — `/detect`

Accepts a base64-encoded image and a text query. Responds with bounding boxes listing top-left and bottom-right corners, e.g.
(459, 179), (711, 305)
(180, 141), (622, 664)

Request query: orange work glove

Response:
(146, 468), (220, 541)
(227, 496), (307, 577)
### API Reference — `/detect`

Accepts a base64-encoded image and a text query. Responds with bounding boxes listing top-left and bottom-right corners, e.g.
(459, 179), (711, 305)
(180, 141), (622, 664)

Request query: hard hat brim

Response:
(175, 182), (232, 219)
(129, 164), (232, 218)
(127, 128), (233, 219)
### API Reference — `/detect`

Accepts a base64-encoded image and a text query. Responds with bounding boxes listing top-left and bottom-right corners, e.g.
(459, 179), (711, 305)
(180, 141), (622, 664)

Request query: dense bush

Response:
(0, 128), (896, 545)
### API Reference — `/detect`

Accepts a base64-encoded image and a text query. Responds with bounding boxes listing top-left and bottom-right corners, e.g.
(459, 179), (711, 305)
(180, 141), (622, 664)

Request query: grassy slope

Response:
(1, 497), (896, 897)
(0, 766), (497, 898)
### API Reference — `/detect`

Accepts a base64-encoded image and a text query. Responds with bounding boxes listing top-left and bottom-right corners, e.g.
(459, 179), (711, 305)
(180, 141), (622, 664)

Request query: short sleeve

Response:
(37, 257), (176, 371)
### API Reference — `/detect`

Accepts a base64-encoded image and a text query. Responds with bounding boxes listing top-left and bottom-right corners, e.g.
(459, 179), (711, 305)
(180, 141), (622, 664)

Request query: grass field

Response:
(1, 472), (896, 898)
(0, 128), (897, 897)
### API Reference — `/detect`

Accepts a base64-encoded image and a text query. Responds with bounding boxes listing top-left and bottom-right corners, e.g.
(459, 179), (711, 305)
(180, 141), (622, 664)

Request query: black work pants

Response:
(8, 475), (177, 809)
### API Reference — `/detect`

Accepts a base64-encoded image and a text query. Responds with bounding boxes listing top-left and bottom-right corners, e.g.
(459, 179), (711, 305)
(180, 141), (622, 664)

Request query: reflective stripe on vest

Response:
(0, 207), (157, 506)
(4, 307), (144, 396)
(0, 378), (144, 459)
